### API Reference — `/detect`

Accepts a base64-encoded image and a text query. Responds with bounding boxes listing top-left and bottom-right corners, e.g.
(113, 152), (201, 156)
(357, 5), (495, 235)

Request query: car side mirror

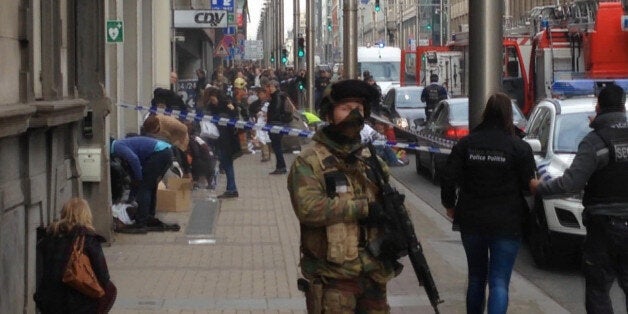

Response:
(524, 138), (542, 153)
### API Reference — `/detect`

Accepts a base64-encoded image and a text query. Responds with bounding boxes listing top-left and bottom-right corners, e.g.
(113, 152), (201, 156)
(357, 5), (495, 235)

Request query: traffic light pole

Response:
(293, 0), (299, 70)
(343, 0), (358, 79)
(306, 0), (315, 112)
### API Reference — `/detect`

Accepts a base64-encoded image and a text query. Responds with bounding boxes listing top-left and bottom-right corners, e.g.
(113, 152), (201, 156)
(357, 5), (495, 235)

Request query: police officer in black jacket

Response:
(531, 83), (628, 313)
(441, 92), (536, 314)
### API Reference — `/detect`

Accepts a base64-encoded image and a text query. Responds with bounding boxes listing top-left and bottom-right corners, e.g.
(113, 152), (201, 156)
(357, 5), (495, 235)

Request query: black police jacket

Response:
(441, 123), (536, 236)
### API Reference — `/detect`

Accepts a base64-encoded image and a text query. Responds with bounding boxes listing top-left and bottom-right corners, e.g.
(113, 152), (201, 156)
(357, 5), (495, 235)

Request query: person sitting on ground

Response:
(360, 122), (406, 167)
(185, 122), (216, 190)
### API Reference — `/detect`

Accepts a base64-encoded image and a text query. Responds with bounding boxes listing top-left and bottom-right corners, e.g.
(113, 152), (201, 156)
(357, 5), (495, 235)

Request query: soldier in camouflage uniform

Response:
(288, 79), (400, 313)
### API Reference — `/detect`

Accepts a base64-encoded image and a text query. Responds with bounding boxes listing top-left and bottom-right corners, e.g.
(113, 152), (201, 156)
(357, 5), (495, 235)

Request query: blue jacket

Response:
(111, 136), (171, 181)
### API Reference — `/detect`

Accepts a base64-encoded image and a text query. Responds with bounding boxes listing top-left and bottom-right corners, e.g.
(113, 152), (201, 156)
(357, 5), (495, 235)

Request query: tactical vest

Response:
(427, 85), (439, 104)
(311, 144), (379, 264)
(583, 124), (628, 207)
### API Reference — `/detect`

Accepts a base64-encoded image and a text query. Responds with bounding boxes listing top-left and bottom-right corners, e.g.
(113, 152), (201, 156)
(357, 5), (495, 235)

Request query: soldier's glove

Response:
(360, 202), (390, 226)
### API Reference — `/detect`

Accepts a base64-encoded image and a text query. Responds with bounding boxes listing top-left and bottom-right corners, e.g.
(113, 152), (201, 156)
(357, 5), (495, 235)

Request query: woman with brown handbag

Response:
(34, 198), (116, 313)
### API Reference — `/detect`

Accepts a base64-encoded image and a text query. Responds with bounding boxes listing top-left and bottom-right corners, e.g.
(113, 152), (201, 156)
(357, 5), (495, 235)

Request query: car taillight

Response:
(445, 127), (469, 139)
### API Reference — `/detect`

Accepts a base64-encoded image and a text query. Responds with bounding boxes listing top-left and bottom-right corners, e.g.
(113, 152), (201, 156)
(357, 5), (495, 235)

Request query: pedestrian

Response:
(530, 83), (628, 313)
(195, 68), (207, 108)
(205, 86), (241, 198)
(265, 79), (295, 175)
(251, 83), (271, 162)
(232, 77), (250, 152)
(440, 92), (536, 314)
(421, 74), (448, 120)
(110, 136), (180, 233)
(34, 197), (116, 314)
(169, 71), (178, 91)
(288, 79), (400, 313)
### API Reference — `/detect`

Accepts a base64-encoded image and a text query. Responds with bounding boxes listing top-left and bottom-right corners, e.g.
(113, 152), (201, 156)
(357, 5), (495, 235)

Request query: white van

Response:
(358, 46), (401, 95)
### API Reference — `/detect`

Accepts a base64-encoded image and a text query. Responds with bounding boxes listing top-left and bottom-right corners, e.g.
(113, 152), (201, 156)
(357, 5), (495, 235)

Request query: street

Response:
(388, 156), (627, 314)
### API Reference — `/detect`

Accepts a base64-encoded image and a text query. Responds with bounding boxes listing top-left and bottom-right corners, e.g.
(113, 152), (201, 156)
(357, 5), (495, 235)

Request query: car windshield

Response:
(359, 62), (400, 82)
(395, 88), (425, 108)
(553, 112), (594, 153)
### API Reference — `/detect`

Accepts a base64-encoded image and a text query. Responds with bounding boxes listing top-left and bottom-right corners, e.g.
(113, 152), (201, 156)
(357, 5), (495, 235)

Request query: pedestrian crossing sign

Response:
(214, 43), (229, 57)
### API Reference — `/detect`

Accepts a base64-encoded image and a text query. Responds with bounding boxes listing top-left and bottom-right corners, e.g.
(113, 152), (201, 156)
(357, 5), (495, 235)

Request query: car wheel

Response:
(527, 197), (555, 268)
(429, 154), (440, 184)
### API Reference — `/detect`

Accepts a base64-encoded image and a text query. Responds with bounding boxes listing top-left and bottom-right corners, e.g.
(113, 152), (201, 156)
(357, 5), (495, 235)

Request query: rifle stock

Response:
(366, 144), (443, 313)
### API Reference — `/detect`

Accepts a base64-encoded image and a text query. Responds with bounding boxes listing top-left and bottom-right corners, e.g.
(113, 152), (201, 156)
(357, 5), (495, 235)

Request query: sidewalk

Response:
(104, 151), (569, 314)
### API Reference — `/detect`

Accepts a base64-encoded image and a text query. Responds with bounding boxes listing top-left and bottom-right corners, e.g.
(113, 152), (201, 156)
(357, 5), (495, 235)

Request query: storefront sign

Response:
(174, 10), (228, 28)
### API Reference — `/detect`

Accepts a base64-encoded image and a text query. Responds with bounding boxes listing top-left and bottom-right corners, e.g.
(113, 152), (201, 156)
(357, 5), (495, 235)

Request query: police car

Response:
(522, 79), (628, 267)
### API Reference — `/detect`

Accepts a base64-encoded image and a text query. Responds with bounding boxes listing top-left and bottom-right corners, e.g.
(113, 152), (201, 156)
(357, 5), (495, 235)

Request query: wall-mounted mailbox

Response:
(78, 147), (102, 182)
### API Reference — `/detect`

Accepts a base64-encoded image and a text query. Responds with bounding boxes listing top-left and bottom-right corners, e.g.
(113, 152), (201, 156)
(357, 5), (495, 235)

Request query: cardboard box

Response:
(156, 177), (192, 212)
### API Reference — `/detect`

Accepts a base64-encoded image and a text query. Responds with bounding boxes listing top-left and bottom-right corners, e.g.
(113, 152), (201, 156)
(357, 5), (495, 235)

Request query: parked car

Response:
(522, 97), (597, 267)
(415, 97), (527, 183)
(379, 86), (427, 132)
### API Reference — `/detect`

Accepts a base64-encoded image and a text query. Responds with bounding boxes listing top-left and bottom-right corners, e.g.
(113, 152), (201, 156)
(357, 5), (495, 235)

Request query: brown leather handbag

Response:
(62, 235), (105, 298)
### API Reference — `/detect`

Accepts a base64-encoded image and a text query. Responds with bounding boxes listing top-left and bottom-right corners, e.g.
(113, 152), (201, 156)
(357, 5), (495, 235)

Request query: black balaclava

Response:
(324, 108), (365, 145)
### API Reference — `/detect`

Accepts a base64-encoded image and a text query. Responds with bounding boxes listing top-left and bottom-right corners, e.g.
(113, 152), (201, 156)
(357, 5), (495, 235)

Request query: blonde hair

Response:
(48, 197), (95, 236)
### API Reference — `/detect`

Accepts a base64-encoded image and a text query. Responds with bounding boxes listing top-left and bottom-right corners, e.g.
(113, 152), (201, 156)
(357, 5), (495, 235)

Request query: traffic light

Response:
(281, 48), (288, 64)
(270, 52), (275, 63)
(297, 37), (305, 58)
(375, 0), (380, 12)
(327, 19), (332, 32)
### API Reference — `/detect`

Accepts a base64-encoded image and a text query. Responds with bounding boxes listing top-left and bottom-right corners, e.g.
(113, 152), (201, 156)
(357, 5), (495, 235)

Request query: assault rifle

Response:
(364, 144), (443, 313)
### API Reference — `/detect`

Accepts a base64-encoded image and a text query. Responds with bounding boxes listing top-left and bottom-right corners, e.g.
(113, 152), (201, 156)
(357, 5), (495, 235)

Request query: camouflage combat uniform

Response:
(288, 130), (398, 313)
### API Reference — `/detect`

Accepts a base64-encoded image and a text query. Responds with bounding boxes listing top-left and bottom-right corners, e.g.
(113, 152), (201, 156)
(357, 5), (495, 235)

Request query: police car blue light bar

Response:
(551, 79), (628, 97)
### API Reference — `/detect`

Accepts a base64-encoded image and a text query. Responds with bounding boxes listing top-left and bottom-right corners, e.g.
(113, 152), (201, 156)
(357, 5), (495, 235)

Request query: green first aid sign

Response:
(106, 20), (123, 43)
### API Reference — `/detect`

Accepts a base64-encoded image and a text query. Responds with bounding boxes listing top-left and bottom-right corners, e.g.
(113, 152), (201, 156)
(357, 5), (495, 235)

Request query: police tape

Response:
(117, 102), (452, 154)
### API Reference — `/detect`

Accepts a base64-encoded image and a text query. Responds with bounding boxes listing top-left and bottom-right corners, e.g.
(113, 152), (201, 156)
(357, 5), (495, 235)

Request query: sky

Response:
(247, 0), (305, 39)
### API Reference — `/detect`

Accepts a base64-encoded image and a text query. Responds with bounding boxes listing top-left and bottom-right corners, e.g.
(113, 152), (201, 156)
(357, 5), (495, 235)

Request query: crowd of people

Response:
(33, 62), (628, 313)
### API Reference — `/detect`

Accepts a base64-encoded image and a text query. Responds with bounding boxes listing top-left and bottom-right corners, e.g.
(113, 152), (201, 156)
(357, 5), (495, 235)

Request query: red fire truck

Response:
(401, 1), (628, 116)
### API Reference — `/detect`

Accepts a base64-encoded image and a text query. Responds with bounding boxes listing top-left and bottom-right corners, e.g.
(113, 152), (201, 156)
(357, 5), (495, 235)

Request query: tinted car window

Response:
(449, 101), (468, 124)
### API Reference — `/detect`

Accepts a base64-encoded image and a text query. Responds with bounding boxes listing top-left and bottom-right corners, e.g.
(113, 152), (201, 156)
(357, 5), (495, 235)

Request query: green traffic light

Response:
(281, 57), (288, 64)
(298, 50), (304, 58)
(298, 82), (304, 90)
(375, 5), (380, 12)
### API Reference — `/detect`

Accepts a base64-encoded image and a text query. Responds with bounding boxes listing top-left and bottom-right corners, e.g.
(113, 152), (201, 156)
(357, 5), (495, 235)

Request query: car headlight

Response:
(394, 117), (408, 129)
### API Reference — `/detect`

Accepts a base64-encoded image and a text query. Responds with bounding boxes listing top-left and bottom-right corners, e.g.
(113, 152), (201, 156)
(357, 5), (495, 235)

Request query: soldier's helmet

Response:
(319, 79), (379, 120)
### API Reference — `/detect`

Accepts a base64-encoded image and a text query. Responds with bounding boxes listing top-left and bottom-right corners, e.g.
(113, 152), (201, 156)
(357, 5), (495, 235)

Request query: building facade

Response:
(0, 0), (248, 311)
